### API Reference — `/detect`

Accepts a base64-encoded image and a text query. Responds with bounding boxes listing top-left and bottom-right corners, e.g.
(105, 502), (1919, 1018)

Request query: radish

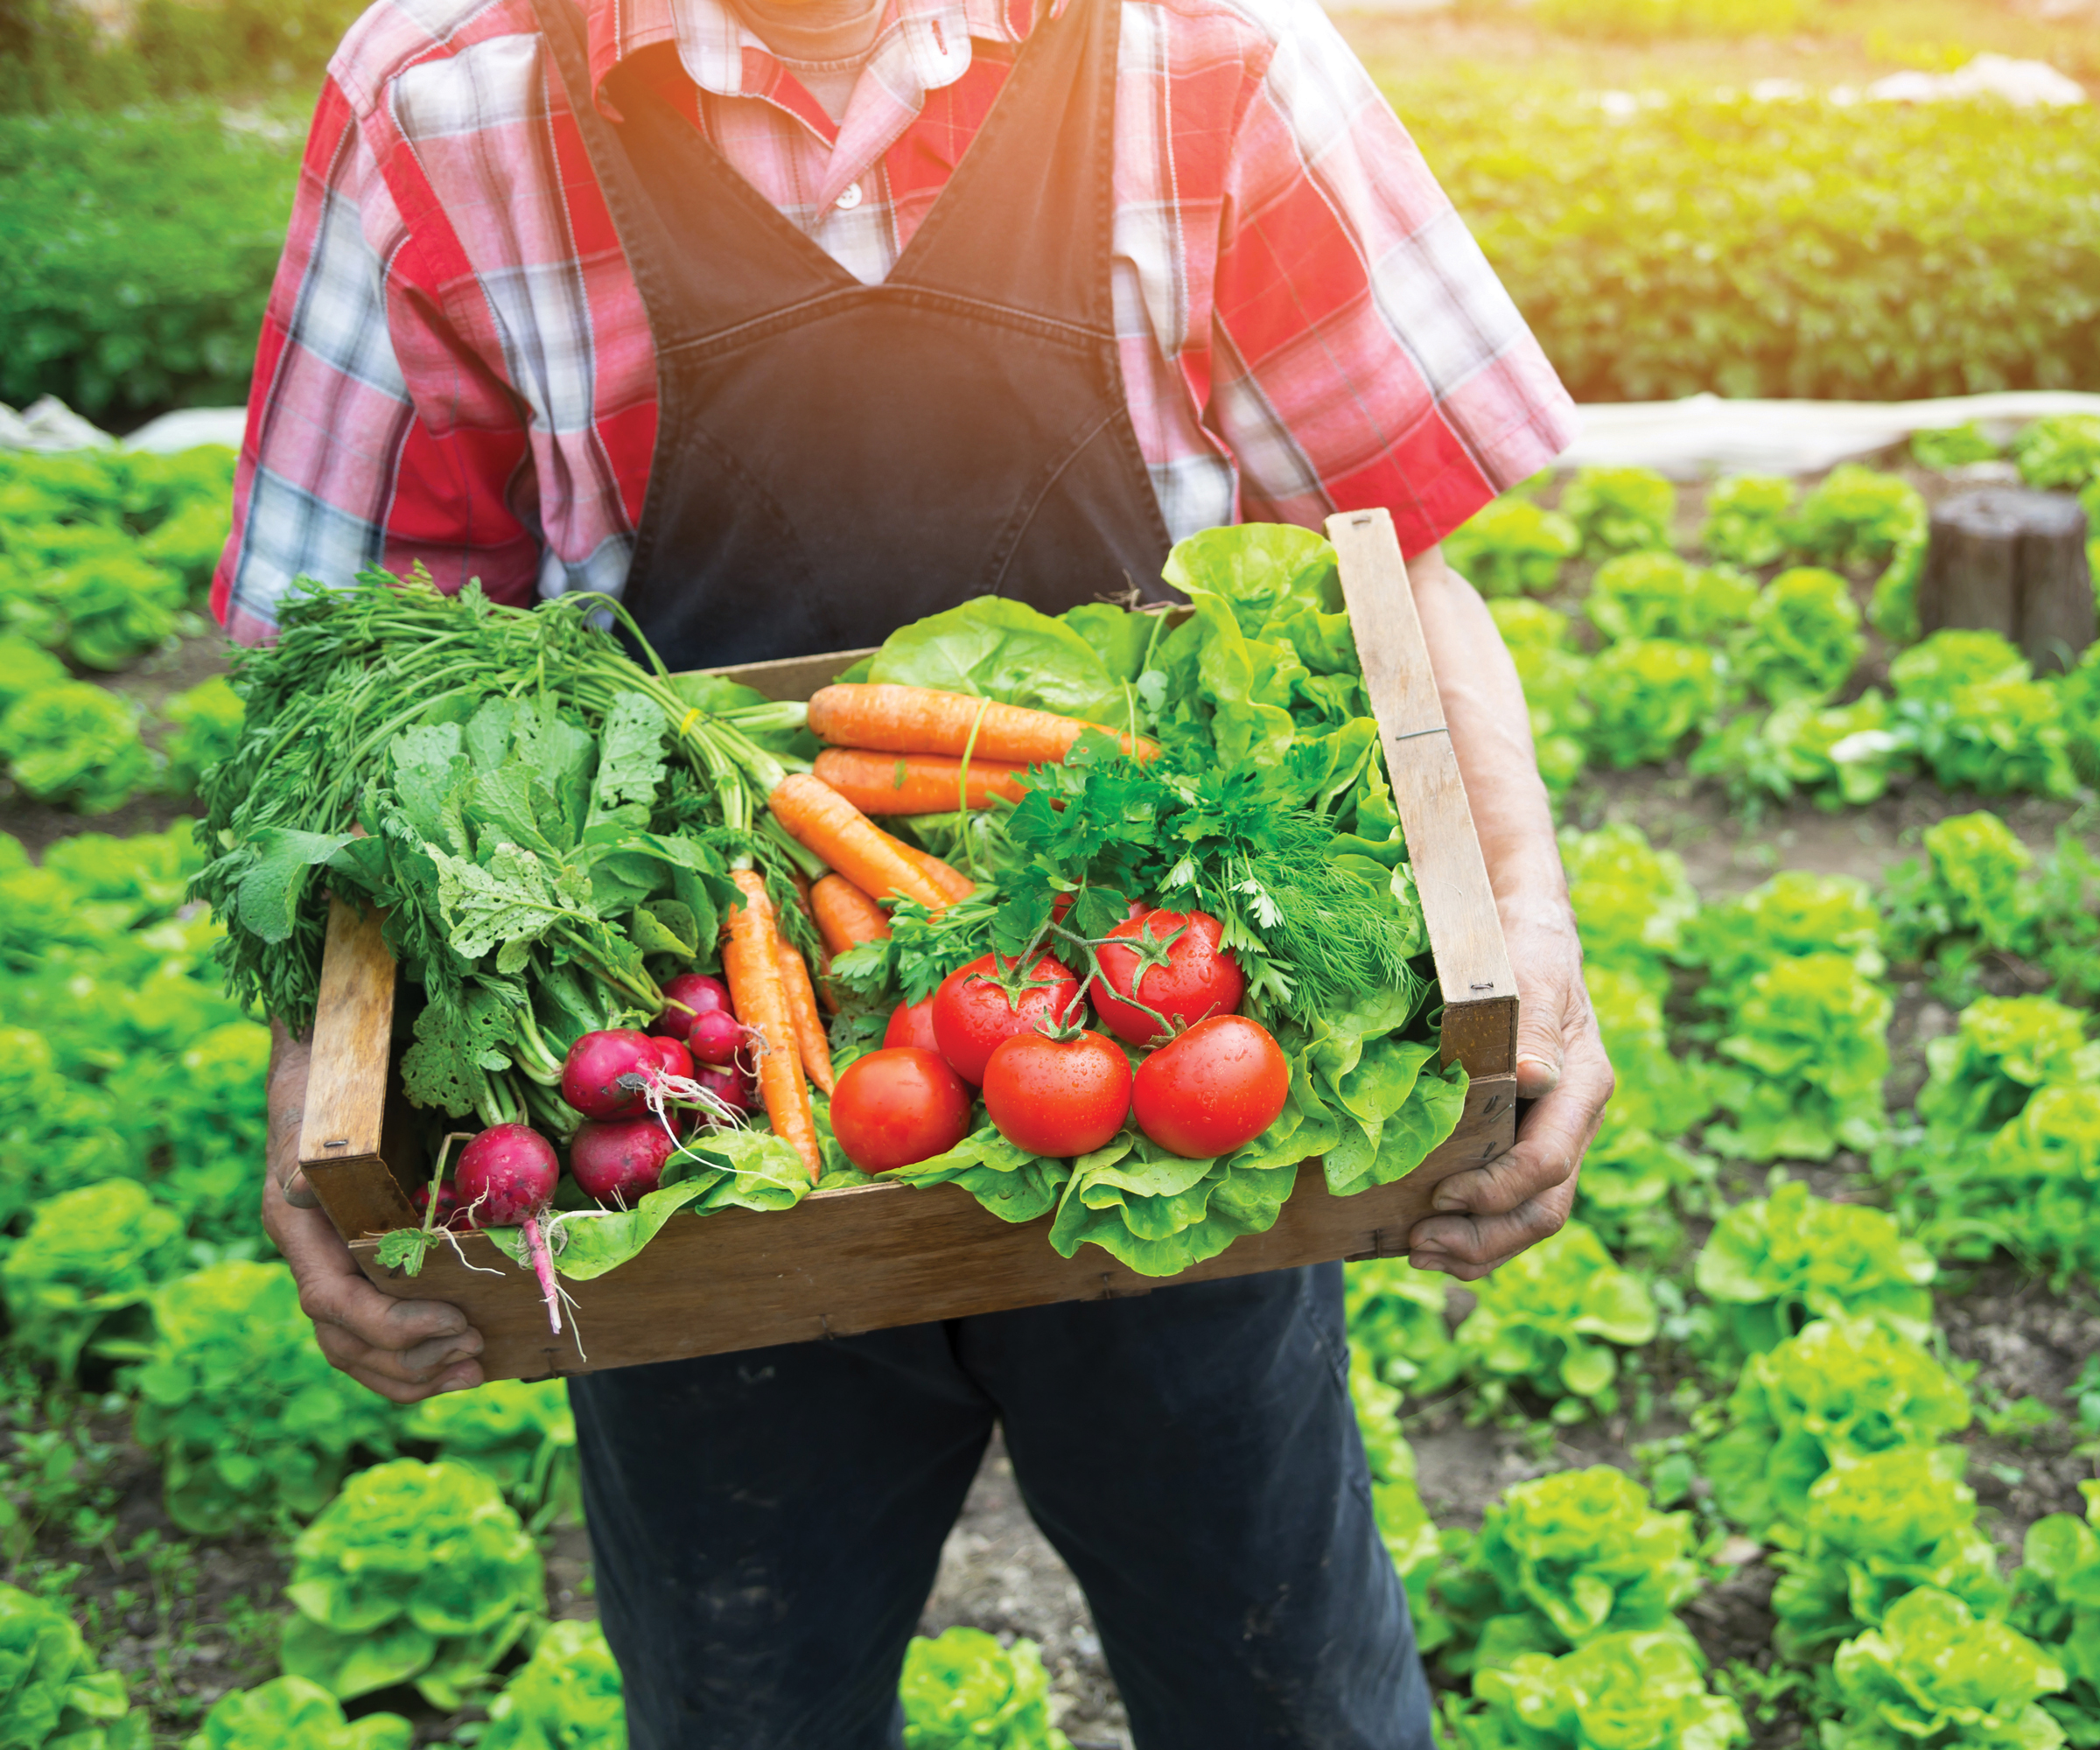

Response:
(653, 973), (731, 1042)
(652, 1036), (695, 1083)
(694, 1065), (752, 1116)
(570, 1116), (682, 1205)
(456, 1124), (566, 1335)
(411, 1183), (460, 1228)
(560, 1028), (662, 1119)
(686, 1008), (743, 1068)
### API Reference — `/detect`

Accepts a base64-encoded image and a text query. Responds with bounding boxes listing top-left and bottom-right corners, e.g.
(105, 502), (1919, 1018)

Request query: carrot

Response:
(723, 870), (821, 1182)
(874, 827), (976, 904)
(808, 682), (1158, 765)
(812, 874), (891, 956)
(812, 746), (1029, 815)
(767, 773), (948, 910)
(774, 942), (836, 1095)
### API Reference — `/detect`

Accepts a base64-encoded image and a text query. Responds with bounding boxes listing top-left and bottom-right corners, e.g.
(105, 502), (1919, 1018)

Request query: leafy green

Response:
(1684, 870), (1884, 1005)
(1586, 552), (1754, 646)
(1448, 1630), (1746, 1750)
(1892, 633), (2076, 799)
(1706, 953), (1890, 1162)
(131, 1261), (400, 1535)
(2011, 1489), (2100, 1748)
(1914, 996), (2095, 1138)
(1704, 1318), (1970, 1536)
(1732, 567), (1863, 707)
(1786, 467), (1928, 577)
(1586, 640), (1724, 767)
(1558, 469), (1677, 558)
(1559, 822), (1699, 990)
(157, 675), (243, 799)
(1437, 1466), (1699, 1673)
(1497, 606), (1591, 790)
(898, 1627), (1070, 1750)
(402, 1380), (578, 1531)
(0, 681), (151, 812)
(1349, 1358), (1451, 1656)
(478, 1620), (624, 1750)
(1701, 476), (1796, 569)
(1454, 1222), (1657, 1423)
(1693, 1181), (1934, 1356)
(867, 597), (1130, 731)
(1586, 963), (1711, 1140)
(1574, 1102), (1702, 1257)
(1825, 1586), (2067, 1750)
(184, 1676), (410, 1750)
(1445, 496), (1581, 597)
(279, 1459), (544, 1710)
(1690, 690), (1906, 812)
(1770, 1447), (2007, 1658)
(1345, 1259), (1461, 1396)
(0, 1180), (187, 1379)
(0, 1583), (144, 1750)
(0, 637), (66, 714)
(2013, 416), (2100, 494)
(1910, 424), (2003, 471)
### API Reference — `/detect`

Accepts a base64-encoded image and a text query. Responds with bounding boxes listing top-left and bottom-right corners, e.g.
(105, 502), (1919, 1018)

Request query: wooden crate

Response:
(297, 508), (1518, 1380)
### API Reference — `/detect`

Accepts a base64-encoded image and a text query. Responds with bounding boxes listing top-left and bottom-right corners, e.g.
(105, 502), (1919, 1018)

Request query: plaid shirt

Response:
(212, 0), (1576, 645)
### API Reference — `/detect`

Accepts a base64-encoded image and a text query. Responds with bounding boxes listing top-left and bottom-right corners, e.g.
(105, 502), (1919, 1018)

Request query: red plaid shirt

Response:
(212, 0), (1576, 644)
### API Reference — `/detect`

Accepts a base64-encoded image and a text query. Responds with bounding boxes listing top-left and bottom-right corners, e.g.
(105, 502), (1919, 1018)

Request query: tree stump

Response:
(1919, 488), (2095, 673)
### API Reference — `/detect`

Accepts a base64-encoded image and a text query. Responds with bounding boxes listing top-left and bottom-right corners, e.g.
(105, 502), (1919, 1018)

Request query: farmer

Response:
(221, 0), (1611, 1736)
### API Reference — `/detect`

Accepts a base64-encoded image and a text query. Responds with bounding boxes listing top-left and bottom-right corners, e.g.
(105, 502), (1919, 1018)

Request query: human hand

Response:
(1405, 900), (1614, 1281)
(265, 1023), (486, 1402)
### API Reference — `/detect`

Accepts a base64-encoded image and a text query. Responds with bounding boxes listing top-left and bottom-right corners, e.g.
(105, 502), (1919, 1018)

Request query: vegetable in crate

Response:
(830, 1048), (973, 1173)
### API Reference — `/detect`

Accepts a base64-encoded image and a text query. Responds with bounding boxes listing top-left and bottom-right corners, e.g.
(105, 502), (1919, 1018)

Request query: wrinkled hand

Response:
(1406, 901), (1614, 1281)
(265, 1024), (485, 1403)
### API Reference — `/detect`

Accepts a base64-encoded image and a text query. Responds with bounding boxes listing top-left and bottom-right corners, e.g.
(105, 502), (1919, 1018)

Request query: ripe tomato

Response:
(930, 952), (1083, 1084)
(884, 996), (942, 1054)
(1132, 1014), (1289, 1158)
(982, 1029), (1132, 1158)
(830, 1048), (973, 1173)
(1090, 909), (1244, 1047)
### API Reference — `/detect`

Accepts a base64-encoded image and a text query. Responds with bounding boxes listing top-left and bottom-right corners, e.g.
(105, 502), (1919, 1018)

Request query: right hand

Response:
(265, 1023), (486, 1403)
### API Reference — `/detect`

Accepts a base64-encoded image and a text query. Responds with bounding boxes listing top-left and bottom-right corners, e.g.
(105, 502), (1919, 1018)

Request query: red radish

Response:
(570, 1116), (682, 1205)
(456, 1124), (567, 1335)
(412, 1183), (460, 1228)
(694, 1065), (752, 1116)
(686, 1008), (743, 1068)
(561, 1028), (662, 1119)
(654, 973), (731, 1041)
(653, 1035), (695, 1083)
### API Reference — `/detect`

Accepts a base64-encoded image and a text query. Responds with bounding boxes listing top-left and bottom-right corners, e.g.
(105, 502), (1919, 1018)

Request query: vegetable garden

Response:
(3, 0), (2100, 1745)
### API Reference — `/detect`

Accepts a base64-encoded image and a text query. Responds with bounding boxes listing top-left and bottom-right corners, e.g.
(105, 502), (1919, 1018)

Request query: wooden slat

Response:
(1328, 508), (1518, 1078)
(356, 1071), (1518, 1380)
(703, 647), (879, 704)
(298, 898), (416, 1239)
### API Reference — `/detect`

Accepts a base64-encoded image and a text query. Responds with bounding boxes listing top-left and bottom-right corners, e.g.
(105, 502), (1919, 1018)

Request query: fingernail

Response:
(438, 1368), (479, 1394)
(1410, 1250), (1450, 1274)
(1432, 1190), (1468, 1214)
(1517, 1054), (1561, 1087)
(439, 1345), (476, 1368)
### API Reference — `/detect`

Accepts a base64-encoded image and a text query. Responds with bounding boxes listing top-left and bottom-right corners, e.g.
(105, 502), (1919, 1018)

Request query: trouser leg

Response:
(960, 1264), (1432, 1750)
(569, 1325), (995, 1750)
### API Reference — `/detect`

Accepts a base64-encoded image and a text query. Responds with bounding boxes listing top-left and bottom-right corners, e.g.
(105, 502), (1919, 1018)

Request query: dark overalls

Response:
(531, 0), (1432, 1737)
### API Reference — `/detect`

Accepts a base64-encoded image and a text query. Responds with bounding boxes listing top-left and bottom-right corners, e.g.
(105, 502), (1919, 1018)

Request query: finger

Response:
(313, 1317), (485, 1384)
(268, 1186), (477, 1356)
(1504, 906), (1583, 1100)
(279, 1165), (320, 1210)
(1409, 1176), (1578, 1278)
(340, 1358), (486, 1405)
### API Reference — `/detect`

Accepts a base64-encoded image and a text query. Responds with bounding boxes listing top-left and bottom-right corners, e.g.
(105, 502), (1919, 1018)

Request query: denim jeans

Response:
(568, 1263), (1433, 1749)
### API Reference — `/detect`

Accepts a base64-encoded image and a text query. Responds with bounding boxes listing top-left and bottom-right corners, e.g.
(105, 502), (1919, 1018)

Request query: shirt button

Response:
(835, 181), (864, 211)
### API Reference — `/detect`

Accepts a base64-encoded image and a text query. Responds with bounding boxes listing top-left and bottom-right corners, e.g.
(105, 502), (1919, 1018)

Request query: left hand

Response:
(1404, 898), (1614, 1280)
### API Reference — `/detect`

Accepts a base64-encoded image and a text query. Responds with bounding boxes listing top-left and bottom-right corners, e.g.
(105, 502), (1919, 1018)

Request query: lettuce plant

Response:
(1586, 964), (1711, 1140)
(1585, 552), (1756, 645)
(157, 675), (243, 800)
(1455, 1222), (1656, 1424)
(1825, 1586), (2068, 1750)
(0, 1180), (188, 1379)
(1891, 633), (2076, 798)
(1558, 822), (1700, 990)
(1350, 1357), (1450, 1656)
(1448, 1630), (1747, 1750)
(1702, 1318), (1970, 1535)
(280, 1460), (544, 1709)
(1446, 496), (1582, 597)
(1586, 640), (1725, 767)
(0, 1583), (143, 1749)
(1683, 869), (1884, 1006)
(2011, 1487), (2100, 1746)
(1693, 1181), (1934, 1355)
(2012, 415), (2100, 493)
(899, 1627), (1070, 1750)
(1770, 1447), (2008, 1659)
(1731, 567), (1863, 705)
(1701, 475), (1796, 569)
(1910, 424), (2002, 471)
(1915, 997), (2095, 1138)
(1345, 1259), (1461, 1397)
(132, 1261), (400, 1535)
(1880, 811), (2034, 966)
(1706, 953), (1889, 1162)
(0, 681), (153, 813)
(1785, 466), (1928, 573)
(403, 1380), (578, 1530)
(1437, 1466), (1700, 1674)
(1574, 1102), (1702, 1256)
(1689, 690), (1906, 811)
(2063, 640), (2100, 788)
(184, 1676), (410, 1750)
(479, 1620), (625, 1750)
(0, 636), (66, 713)
(1558, 468), (1677, 557)
(1500, 614), (1592, 793)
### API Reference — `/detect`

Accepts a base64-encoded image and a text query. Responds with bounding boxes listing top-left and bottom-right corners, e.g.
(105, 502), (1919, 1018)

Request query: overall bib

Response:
(534, 2), (1432, 1742)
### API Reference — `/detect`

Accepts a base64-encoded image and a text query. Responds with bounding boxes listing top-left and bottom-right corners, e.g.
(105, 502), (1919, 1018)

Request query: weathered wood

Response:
(704, 647), (879, 703)
(298, 899), (416, 1238)
(355, 1071), (1518, 1381)
(1327, 508), (1519, 1077)
(1920, 488), (2095, 673)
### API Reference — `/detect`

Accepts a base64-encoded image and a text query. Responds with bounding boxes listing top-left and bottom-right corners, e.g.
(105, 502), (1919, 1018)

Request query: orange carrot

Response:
(811, 874), (891, 957)
(767, 773), (948, 910)
(874, 827), (976, 904)
(812, 746), (1029, 815)
(808, 682), (1158, 765)
(723, 870), (820, 1181)
(775, 941), (836, 1095)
